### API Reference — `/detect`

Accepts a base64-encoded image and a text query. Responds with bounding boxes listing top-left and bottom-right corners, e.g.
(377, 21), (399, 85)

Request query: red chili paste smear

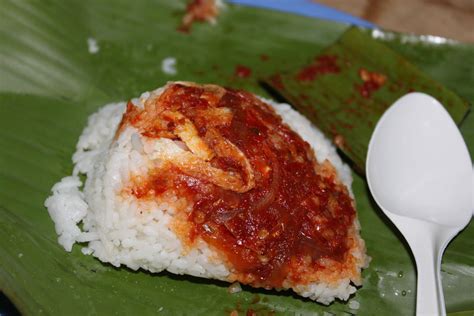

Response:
(234, 65), (252, 78)
(123, 83), (355, 288)
(179, 0), (220, 33)
(296, 55), (340, 82)
(260, 54), (270, 61)
(356, 68), (387, 98)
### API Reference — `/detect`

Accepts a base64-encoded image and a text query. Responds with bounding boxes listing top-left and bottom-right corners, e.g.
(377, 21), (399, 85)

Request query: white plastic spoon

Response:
(366, 92), (472, 316)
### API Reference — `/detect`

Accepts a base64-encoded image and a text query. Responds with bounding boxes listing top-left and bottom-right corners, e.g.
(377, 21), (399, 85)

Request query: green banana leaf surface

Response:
(264, 27), (470, 173)
(0, 1), (473, 315)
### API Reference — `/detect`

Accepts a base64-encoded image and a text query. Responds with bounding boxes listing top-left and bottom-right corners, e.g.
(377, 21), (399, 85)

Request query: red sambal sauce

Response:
(356, 68), (387, 98)
(296, 55), (340, 82)
(234, 65), (252, 78)
(125, 83), (356, 288)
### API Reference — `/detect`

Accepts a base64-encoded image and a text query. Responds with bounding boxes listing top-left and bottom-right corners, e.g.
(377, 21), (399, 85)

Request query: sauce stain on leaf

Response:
(260, 54), (270, 62)
(356, 68), (387, 98)
(296, 55), (340, 82)
(235, 65), (252, 78)
(268, 74), (285, 90)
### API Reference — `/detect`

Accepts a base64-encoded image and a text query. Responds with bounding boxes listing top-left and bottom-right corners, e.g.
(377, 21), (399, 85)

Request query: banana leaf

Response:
(263, 27), (470, 173)
(0, 1), (473, 315)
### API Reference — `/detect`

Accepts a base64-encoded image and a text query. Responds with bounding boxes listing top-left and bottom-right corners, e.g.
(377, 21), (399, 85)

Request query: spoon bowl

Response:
(366, 92), (472, 315)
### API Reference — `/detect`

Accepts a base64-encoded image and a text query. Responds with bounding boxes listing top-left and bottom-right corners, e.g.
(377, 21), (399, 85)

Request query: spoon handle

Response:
(390, 217), (451, 316)
(411, 235), (445, 316)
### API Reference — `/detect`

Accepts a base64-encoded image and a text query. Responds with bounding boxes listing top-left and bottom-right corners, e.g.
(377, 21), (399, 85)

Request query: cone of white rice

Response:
(45, 81), (369, 304)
